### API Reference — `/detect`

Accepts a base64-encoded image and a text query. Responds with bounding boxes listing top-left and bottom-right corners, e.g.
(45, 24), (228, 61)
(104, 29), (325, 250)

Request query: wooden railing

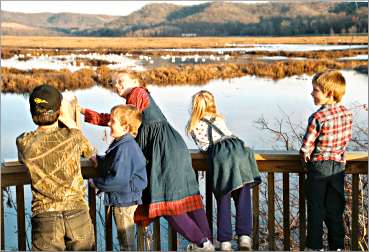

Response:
(1, 151), (367, 251)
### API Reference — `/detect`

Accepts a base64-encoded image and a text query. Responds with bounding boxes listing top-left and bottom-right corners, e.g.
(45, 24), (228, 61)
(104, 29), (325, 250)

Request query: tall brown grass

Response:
(1, 60), (367, 93)
(2, 35), (367, 50)
(2, 46), (367, 60)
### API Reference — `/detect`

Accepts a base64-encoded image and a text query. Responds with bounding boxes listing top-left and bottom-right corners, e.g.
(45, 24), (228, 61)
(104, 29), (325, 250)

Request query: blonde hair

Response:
(111, 105), (142, 137)
(113, 71), (146, 87)
(312, 69), (346, 102)
(186, 90), (222, 134)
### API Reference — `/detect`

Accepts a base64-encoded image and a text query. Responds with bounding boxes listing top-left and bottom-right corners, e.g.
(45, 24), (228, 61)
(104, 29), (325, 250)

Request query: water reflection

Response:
(1, 71), (367, 161)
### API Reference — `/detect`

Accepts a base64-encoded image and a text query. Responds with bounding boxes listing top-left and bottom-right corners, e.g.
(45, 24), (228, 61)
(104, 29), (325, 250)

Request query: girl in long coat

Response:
(81, 72), (214, 250)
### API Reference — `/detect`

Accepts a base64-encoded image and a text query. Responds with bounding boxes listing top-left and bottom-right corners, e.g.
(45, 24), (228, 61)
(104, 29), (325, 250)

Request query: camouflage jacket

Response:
(16, 127), (95, 216)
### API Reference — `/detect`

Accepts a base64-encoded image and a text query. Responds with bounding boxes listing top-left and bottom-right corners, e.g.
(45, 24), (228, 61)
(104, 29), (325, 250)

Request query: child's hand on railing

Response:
(88, 178), (96, 188)
(299, 151), (309, 172)
(88, 178), (102, 195)
(89, 156), (97, 167)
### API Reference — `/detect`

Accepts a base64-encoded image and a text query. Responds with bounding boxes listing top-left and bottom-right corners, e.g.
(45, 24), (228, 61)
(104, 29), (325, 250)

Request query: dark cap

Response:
(30, 84), (62, 115)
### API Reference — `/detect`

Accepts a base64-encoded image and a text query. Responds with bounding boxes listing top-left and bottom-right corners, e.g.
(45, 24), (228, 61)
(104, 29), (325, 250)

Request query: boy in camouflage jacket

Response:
(17, 84), (96, 251)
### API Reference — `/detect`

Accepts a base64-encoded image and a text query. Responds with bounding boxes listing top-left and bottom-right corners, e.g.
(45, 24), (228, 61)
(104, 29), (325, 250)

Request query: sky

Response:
(1, 1), (264, 16)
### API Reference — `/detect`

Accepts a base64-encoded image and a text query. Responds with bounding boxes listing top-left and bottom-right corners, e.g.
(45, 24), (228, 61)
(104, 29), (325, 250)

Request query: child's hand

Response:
(59, 100), (78, 129)
(299, 152), (309, 172)
(90, 156), (97, 167)
(88, 178), (96, 188)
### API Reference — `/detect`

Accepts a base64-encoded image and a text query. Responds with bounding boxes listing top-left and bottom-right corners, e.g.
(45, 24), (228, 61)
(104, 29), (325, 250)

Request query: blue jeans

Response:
(32, 208), (95, 251)
(216, 185), (252, 241)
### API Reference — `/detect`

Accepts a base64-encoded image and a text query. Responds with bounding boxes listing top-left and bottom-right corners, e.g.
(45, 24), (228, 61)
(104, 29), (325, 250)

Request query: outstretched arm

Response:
(81, 107), (111, 126)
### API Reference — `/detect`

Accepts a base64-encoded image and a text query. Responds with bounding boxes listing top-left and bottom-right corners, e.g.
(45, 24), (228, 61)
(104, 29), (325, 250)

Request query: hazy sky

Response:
(1, 1), (267, 16)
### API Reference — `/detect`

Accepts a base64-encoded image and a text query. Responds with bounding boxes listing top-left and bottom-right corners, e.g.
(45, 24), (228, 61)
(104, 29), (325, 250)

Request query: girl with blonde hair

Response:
(187, 90), (261, 251)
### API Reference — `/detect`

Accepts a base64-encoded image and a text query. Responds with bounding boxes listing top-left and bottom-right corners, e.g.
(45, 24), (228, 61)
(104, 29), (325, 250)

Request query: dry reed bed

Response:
(129, 48), (368, 59)
(2, 60), (367, 94)
(2, 35), (367, 50)
(2, 46), (367, 62)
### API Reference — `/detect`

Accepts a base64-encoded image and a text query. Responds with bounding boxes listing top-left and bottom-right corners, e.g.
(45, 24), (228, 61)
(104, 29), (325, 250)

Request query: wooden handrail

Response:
(1, 151), (367, 251)
(1, 151), (367, 187)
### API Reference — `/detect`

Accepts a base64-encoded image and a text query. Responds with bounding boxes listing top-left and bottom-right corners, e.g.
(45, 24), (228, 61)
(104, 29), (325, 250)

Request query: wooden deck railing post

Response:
(299, 173), (306, 250)
(16, 185), (26, 251)
(351, 174), (359, 251)
(267, 172), (276, 250)
(252, 186), (259, 250)
(205, 171), (213, 241)
(88, 184), (97, 250)
(153, 218), (161, 250)
(1, 188), (4, 250)
(283, 172), (291, 250)
(168, 224), (177, 251)
(137, 224), (145, 251)
(105, 206), (112, 251)
(1, 151), (367, 251)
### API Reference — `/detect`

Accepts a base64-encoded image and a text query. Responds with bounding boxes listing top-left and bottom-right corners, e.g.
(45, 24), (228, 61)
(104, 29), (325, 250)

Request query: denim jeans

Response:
(32, 208), (95, 251)
(112, 205), (137, 251)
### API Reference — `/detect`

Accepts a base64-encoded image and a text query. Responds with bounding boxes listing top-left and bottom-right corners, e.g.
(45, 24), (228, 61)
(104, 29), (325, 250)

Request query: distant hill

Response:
(2, 2), (367, 36)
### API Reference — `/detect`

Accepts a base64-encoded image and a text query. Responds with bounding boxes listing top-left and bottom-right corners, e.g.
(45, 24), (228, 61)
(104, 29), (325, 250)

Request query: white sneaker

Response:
(304, 247), (324, 251)
(187, 240), (215, 251)
(238, 235), (252, 250)
(220, 241), (232, 251)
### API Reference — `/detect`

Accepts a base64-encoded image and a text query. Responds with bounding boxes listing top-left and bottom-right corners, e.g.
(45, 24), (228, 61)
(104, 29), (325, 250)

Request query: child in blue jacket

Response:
(91, 104), (147, 251)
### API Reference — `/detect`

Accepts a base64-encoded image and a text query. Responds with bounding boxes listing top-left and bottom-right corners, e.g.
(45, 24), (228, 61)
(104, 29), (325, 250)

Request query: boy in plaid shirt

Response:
(300, 70), (352, 250)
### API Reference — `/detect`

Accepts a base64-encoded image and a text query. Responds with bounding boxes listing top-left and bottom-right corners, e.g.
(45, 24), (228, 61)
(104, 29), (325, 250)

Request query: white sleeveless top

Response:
(190, 115), (233, 151)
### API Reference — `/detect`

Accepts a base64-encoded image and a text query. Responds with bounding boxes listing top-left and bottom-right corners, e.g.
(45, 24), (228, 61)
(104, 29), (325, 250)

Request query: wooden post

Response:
(351, 174), (359, 251)
(16, 185), (26, 251)
(88, 184), (97, 250)
(299, 173), (306, 250)
(137, 225), (145, 251)
(105, 206), (112, 251)
(267, 173), (276, 250)
(205, 171), (213, 240)
(283, 172), (291, 250)
(1, 188), (4, 250)
(168, 224), (177, 251)
(252, 186), (259, 250)
(153, 218), (161, 251)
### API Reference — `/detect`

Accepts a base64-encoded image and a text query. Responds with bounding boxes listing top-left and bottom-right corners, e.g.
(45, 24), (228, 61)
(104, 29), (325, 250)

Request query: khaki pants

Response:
(32, 208), (95, 251)
(113, 205), (138, 251)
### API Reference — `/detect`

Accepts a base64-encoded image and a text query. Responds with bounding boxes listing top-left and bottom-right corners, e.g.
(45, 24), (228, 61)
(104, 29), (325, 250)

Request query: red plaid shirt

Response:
(300, 104), (352, 163)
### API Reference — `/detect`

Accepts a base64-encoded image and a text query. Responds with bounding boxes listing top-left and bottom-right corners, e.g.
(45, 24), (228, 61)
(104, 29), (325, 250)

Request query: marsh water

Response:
(2, 71), (367, 160)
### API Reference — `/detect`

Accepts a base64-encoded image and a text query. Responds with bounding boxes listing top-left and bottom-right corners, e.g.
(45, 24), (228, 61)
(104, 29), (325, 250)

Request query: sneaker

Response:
(238, 235), (252, 251)
(220, 241), (232, 251)
(304, 247), (324, 251)
(187, 240), (215, 251)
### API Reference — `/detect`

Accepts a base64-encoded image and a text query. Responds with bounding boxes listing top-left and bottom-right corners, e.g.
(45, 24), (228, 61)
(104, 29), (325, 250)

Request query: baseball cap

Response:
(29, 84), (62, 115)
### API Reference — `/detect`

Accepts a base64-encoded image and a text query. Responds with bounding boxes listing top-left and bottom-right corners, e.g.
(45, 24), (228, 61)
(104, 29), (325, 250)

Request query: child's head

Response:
(29, 84), (62, 126)
(311, 69), (346, 104)
(186, 90), (219, 134)
(112, 71), (144, 98)
(109, 104), (142, 138)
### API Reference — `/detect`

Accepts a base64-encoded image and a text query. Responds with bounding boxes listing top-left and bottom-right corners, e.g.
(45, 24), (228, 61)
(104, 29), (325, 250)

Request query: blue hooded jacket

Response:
(93, 133), (147, 206)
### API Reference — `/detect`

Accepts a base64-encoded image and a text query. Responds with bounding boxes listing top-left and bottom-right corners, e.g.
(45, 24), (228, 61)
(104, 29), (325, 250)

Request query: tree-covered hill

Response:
(2, 2), (367, 36)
